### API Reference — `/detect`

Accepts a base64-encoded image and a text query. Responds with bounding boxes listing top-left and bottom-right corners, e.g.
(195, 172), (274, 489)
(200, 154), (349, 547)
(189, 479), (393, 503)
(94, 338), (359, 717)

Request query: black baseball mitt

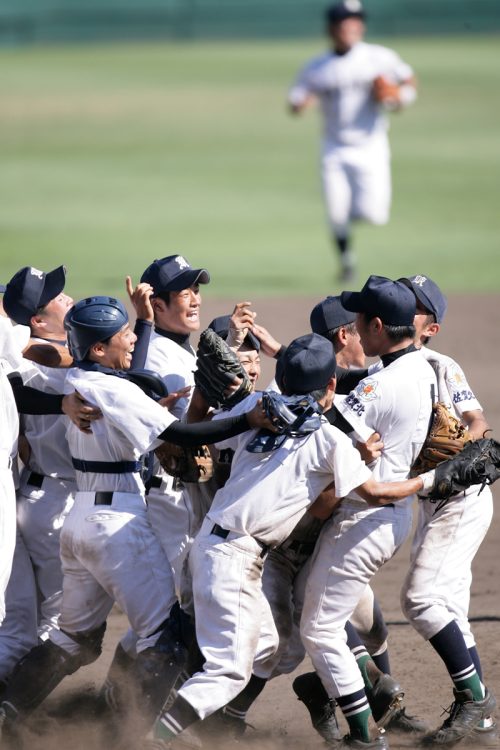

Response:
(194, 328), (252, 410)
(428, 437), (500, 510)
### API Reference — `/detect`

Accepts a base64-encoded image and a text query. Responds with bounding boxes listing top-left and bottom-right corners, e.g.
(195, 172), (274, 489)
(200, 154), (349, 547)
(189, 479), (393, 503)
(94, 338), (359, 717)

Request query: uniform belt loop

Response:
(28, 471), (45, 488)
(211, 523), (230, 539)
(94, 491), (114, 506)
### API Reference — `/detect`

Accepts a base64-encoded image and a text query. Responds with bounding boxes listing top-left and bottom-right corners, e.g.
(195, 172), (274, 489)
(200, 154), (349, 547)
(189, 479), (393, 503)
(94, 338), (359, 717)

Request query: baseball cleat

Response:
(367, 674), (405, 728)
(420, 688), (497, 746)
(336, 733), (389, 749)
(292, 671), (342, 743)
(467, 718), (499, 747)
(385, 707), (430, 734)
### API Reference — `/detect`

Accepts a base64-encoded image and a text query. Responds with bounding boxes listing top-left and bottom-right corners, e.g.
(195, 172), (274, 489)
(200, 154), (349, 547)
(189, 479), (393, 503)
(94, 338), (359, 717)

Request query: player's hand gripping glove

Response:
(154, 442), (213, 484)
(420, 438), (500, 511)
(412, 402), (472, 475)
(372, 75), (400, 108)
(194, 328), (252, 410)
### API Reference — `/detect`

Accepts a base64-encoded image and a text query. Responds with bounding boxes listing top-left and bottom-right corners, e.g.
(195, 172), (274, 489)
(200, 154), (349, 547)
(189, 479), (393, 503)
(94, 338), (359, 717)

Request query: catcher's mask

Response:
(64, 296), (128, 362)
(246, 392), (323, 453)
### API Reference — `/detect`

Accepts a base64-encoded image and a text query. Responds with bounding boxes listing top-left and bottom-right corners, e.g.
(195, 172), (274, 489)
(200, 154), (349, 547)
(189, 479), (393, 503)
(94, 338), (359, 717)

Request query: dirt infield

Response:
(18, 293), (500, 749)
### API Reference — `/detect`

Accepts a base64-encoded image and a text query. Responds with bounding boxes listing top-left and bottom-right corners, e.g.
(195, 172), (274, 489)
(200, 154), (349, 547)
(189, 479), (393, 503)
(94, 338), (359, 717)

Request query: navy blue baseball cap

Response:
(3, 265), (66, 326)
(398, 275), (447, 324)
(310, 295), (356, 336)
(141, 255), (209, 295)
(341, 275), (416, 326)
(208, 315), (261, 351)
(278, 333), (336, 395)
(326, 0), (366, 24)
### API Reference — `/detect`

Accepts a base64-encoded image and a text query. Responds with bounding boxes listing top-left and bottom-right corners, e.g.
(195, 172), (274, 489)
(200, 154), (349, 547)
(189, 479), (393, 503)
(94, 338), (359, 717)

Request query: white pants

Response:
(301, 502), (412, 699)
(0, 474), (75, 677)
(177, 517), (279, 719)
(321, 135), (391, 238)
(0, 465), (16, 626)
(401, 487), (493, 644)
(50, 491), (177, 657)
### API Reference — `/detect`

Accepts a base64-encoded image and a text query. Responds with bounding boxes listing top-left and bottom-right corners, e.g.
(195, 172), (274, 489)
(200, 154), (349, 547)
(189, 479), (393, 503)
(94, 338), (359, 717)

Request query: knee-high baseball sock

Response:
(429, 622), (484, 700)
(371, 646), (391, 676)
(346, 621), (380, 690)
(468, 645), (483, 681)
(337, 688), (372, 742)
(224, 675), (267, 720)
(334, 235), (355, 273)
(153, 695), (199, 741)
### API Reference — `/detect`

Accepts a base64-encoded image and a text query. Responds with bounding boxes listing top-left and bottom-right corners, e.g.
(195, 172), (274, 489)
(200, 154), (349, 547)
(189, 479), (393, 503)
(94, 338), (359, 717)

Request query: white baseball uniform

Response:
(288, 41), (414, 237)
(0, 318), (30, 627)
(144, 330), (197, 590)
(175, 392), (371, 720)
(401, 348), (493, 645)
(0, 360), (76, 681)
(48, 367), (177, 658)
(300, 349), (436, 700)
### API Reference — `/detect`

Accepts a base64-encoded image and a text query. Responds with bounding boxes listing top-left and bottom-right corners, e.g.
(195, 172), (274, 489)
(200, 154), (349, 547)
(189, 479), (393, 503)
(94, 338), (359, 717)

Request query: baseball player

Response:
(287, 0), (417, 281)
(298, 276), (436, 749)
(398, 275), (497, 745)
(0, 315), (29, 631)
(146, 332), (439, 750)
(299, 295), (428, 737)
(0, 296), (273, 740)
(0, 266), (81, 682)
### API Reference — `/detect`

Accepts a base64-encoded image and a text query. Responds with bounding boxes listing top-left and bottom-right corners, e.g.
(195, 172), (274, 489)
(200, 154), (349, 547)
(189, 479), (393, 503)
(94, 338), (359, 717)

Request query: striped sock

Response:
(337, 688), (372, 742)
(429, 621), (485, 701)
(154, 695), (199, 741)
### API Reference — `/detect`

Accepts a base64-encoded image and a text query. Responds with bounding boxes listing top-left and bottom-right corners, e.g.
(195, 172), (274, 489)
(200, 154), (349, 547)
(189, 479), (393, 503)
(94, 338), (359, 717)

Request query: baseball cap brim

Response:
(339, 290), (364, 313)
(162, 268), (210, 292)
(38, 265), (67, 307)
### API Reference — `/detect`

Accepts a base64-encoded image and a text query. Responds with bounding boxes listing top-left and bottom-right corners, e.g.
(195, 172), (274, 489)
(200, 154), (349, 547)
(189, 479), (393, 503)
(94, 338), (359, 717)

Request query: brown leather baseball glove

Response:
(412, 402), (472, 475)
(155, 443), (213, 484)
(372, 75), (400, 104)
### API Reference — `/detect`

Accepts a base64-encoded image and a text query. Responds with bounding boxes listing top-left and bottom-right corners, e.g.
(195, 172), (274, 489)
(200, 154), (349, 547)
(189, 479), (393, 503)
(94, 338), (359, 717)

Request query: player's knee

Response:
(58, 621), (107, 666)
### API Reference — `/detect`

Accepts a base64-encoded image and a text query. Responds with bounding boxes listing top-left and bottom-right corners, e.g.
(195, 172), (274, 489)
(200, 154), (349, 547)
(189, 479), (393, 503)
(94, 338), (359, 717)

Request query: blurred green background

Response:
(1, 33), (499, 301)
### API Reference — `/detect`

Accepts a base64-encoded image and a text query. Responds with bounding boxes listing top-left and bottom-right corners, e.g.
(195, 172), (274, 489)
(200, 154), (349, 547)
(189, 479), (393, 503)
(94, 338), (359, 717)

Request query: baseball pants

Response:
(321, 135), (391, 238)
(301, 501), (412, 699)
(401, 487), (493, 644)
(177, 517), (279, 719)
(0, 464), (16, 626)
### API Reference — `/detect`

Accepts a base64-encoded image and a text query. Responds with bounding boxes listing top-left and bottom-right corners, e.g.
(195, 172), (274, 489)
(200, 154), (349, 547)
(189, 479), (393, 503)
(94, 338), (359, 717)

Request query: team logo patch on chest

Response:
(355, 378), (379, 402)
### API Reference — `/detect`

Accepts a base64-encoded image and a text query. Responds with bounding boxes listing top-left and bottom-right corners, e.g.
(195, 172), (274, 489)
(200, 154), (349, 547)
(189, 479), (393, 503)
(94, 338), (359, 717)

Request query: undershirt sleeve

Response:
(8, 373), (64, 414)
(158, 413), (251, 448)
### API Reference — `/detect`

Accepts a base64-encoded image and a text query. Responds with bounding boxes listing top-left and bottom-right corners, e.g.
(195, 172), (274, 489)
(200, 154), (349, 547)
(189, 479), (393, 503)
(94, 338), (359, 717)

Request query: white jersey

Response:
(209, 392), (371, 548)
(65, 368), (175, 493)
(336, 349), (436, 506)
(288, 41), (413, 147)
(145, 330), (195, 420)
(420, 346), (482, 419)
(0, 361), (18, 468)
(17, 362), (75, 479)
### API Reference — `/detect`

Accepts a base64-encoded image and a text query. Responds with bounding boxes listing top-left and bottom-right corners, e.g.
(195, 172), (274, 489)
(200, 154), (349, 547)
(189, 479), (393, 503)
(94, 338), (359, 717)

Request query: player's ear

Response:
(151, 297), (166, 314)
(424, 322), (440, 339)
(88, 341), (107, 361)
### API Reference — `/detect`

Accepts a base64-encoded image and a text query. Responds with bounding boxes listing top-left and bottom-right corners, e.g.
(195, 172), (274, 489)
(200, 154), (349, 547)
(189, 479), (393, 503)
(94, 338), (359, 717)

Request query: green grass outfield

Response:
(0, 35), (499, 301)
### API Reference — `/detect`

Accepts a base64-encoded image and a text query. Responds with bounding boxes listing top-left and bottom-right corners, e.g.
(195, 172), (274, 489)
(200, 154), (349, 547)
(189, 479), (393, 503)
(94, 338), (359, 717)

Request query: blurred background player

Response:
(287, 0), (417, 281)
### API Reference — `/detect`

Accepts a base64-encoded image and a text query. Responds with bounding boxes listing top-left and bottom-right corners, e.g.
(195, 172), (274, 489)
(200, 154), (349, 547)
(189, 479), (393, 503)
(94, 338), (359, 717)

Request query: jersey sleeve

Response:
(335, 376), (383, 443)
(443, 361), (482, 416)
(288, 59), (320, 106)
(327, 426), (372, 497)
(379, 46), (414, 82)
(66, 370), (177, 454)
(212, 392), (260, 451)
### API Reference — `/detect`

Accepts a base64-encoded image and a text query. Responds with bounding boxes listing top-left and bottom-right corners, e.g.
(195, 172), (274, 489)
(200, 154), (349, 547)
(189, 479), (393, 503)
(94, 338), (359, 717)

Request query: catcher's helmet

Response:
(64, 296), (128, 362)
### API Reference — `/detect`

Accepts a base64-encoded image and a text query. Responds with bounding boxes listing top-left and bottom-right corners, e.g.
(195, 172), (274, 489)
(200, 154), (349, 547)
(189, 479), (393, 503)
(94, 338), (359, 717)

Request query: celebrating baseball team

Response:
(0, 2), (498, 750)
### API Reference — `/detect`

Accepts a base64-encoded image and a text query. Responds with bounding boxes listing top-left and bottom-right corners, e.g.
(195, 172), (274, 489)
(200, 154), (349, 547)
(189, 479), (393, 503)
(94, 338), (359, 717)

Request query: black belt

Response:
(94, 492), (115, 506)
(72, 458), (142, 474)
(27, 471), (45, 488)
(284, 539), (317, 556)
(210, 524), (269, 559)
